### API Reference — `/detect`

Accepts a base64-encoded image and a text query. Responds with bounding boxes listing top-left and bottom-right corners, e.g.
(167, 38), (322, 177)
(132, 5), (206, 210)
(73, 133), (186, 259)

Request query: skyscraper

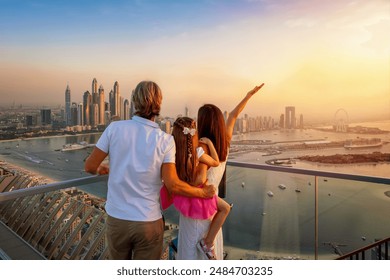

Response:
(83, 91), (92, 126)
(279, 114), (284, 129)
(123, 99), (130, 120)
(90, 78), (99, 127)
(285, 106), (296, 129)
(65, 85), (71, 126)
(92, 78), (98, 104)
(40, 109), (52, 126)
(129, 90), (135, 119)
(223, 111), (229, 122)
(70, 102), (78, 126)
(113, 81), (120, 118)
(98, 85), (105, 125)
(299, 114), (304, 129)
(120, 96), (124, 120)
(109, 90), (114, 118)
(92, 103), (99, 126)
(185, 106), (189, 117)
(77, 103), (84, 126)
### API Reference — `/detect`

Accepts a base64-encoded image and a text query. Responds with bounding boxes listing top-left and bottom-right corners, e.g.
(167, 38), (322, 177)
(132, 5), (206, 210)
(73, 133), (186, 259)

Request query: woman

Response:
(160, 117), (231, 260)
(177, 83), (264, 260)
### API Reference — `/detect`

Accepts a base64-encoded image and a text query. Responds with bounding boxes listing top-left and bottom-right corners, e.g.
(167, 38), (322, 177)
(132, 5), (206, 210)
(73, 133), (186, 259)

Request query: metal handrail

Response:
(0, 174), (108, 203)
(336, 237), (390, 260)
(1, 162), (389, 203)
(227, 161), (390, 185)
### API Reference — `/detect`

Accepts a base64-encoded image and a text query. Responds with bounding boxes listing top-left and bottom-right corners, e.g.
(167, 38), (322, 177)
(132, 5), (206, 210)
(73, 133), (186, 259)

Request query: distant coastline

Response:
(313, 125), (389, 135)
(0, 132), (102, 143)
(297, 152), (390, 165)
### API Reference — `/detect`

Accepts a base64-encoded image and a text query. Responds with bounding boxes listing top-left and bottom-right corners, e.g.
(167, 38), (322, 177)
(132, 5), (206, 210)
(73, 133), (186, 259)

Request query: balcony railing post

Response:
(315, 175), (318, 260)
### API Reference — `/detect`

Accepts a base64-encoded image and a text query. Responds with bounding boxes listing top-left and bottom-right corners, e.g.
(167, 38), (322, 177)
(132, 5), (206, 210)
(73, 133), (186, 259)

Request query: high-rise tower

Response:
(70, 103), (78, 126)
(83, 91), (92, 126)
(65, 85), (71, 126)
(109, 89), (115, 118)
(92, 78), (98, 104)
(185, 107), (189, 117)
(41, 109), (52, 126)
(77, 103), (84, 126)
(124, 99), (130, 120)
(285, 106), (296, 129)
(113, 81), (120, 118)
(299, 114), (304, 129)
(90, 78), (99, 127)
(129, 89), (135, 119)
(98, 85), (105, 125)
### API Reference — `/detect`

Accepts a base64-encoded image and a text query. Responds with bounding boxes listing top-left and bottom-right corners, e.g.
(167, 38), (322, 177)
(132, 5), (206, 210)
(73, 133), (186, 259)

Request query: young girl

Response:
(160, 117), (231, 260)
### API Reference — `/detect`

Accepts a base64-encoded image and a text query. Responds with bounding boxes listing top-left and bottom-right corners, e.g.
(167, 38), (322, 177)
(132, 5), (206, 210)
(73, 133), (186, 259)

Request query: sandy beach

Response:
(0, 160), (54, 185)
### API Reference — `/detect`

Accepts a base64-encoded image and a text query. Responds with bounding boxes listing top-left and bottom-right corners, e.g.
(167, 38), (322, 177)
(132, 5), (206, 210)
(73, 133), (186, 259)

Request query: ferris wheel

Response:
(333, 108), (349, 132)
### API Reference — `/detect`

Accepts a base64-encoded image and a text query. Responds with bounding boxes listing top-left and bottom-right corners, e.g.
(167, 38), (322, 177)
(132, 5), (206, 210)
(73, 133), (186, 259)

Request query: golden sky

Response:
(0, 0), (389, 122)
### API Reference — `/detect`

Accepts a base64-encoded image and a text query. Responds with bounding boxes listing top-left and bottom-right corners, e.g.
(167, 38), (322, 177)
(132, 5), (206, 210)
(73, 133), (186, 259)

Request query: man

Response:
(85, 80), (215, 259)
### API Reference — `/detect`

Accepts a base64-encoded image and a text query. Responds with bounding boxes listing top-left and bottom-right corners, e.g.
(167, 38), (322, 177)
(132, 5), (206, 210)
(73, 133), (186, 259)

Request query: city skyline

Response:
(0, 0), (389, 122)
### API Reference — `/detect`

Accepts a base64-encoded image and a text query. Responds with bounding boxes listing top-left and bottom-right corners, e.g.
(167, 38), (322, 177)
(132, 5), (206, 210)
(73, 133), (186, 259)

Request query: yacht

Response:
(60, 141), (95, 152)
(61, 143), (87, 152)
(344, 138), (383, 149)
(267, 191), (274, 197)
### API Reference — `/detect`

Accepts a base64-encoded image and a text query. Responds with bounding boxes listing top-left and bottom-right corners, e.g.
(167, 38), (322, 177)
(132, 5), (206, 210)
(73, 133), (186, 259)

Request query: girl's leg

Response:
(203, 197), (230, 249)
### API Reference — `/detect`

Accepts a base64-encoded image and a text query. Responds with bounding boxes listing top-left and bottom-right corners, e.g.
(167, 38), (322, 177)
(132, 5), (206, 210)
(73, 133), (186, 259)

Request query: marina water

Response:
(1, 120), (389, 259)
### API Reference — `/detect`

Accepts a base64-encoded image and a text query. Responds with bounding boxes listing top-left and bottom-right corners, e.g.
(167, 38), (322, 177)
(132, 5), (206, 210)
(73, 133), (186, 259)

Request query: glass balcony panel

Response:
(1, 164), (389, 260)
(222, 166), (316, 260)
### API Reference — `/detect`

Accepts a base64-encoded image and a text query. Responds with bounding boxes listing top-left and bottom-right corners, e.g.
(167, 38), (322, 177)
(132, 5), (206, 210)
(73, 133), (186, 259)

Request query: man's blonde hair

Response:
(132, 81), (162, 119)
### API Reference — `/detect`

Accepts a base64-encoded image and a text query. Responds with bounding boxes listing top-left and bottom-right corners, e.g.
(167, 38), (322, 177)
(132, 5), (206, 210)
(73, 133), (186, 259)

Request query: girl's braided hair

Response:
(172, 117), (197, 184)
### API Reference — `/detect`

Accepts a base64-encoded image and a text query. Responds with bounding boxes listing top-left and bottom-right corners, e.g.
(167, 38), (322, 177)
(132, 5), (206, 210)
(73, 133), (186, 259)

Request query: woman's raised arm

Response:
(226, 83), (264, 144)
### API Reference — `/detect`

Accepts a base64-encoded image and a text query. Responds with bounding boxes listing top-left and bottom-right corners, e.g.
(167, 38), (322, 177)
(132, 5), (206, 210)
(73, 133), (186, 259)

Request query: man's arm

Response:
(84, 147), (109, 175)
(161, 163), (215, 198)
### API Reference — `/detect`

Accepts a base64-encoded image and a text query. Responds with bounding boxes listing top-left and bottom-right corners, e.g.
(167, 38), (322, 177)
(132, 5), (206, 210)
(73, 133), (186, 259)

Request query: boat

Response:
(60, 141), (95, 152)
(344, 138), (383, 149)
(295, 188), (301, 193)
(61, 143), (87, 152)
(262, 150), (282, 157)
(267, 191), (274, 197)
(278, 184), (286, 190)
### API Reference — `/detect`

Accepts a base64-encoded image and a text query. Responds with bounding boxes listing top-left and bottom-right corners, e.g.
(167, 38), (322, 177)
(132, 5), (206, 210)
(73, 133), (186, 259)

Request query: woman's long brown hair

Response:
(197, 104), (228, 162)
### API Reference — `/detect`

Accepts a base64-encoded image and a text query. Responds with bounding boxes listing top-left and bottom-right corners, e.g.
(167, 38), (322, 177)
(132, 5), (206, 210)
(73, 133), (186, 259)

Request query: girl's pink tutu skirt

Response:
(160, 185), (217, 220)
